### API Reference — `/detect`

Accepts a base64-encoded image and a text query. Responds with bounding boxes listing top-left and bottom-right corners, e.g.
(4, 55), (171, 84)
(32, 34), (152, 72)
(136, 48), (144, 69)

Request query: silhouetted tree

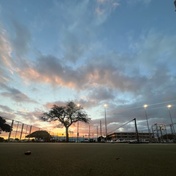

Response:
(42, 101), (90, 142)
(26, 130), (51, 142)
(0, 116), (12, 133)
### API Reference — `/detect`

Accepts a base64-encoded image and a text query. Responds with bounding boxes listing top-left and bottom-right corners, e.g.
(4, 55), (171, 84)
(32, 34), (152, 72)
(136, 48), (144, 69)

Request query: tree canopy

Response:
(26, 130), (51, 141)
(42, 101), (90, 142)
(0, 116), (12, 133)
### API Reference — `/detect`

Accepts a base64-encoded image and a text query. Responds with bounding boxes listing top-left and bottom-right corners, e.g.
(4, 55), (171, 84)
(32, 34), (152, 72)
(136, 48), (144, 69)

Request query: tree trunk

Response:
(65, 127), (69, 142)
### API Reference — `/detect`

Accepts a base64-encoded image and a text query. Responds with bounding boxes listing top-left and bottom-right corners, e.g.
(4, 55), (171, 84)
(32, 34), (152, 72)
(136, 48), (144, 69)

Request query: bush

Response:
(0, 137), (4, 142)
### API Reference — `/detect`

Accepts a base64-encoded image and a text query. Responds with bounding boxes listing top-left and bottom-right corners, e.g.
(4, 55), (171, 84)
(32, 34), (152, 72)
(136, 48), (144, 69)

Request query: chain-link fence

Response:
(0, 117), (98, 142)
(0, 117), (49, 141)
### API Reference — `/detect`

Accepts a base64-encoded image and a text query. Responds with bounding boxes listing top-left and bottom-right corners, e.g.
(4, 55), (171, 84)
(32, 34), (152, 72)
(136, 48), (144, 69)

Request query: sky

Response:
(0, 0), (176, 137)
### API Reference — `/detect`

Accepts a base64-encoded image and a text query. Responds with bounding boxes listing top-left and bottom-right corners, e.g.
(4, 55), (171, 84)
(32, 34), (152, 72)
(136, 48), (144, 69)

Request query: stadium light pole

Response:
(100, 120), (102, 136)
(104, 104), (108, 140)
(167, 105), (175, 137)
(96, 126), (98, 139)
(143, 104), (151, 141)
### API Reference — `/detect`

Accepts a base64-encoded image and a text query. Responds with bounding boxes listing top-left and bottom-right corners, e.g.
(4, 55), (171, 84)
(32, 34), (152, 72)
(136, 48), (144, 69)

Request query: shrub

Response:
(0, 137), (4, 142)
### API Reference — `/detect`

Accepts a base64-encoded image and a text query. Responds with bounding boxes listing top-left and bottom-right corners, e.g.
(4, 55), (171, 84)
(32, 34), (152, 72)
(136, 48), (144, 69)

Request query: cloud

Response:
(17, 53), (148, 94)
(11, 19), (31, 57)
(95, 0), (120, 24)
(44, 100), (66, 110)
(125, 30), (176, 107)
(0, 21), (31, 85)
(0, 105), (13, 112)
(51, 0), (95, 63)
(0, 24), (14, 83)
(0, 83), (37, 103)
(16, 49), (175, 111)
(127, 0), (152, 5)
(0, 109), (55, 131)
(88, 87), (115, 102)
(14, 27), (176, 132)
(18, 55), (85, 88)
(135, 30), (176, 69)
(0, 111), (16, 120)
(51, 0), (120, 63)
(61, 30), (91, 63)
(0, 27), (12, 67)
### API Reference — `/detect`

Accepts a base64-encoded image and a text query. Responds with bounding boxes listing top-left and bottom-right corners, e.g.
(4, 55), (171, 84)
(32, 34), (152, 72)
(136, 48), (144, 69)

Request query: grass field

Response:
(0, 143), (176, 176)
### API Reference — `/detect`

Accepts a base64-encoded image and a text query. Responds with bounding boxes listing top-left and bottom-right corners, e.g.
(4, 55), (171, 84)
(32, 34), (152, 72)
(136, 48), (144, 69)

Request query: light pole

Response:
(77, 121), (79, 143)
(167, 105), (175, 137)
(143, 104), (151, 141)
(96, 126), (98, 140)
(104, 104), (108, 139)
(100, 120), (102, 136)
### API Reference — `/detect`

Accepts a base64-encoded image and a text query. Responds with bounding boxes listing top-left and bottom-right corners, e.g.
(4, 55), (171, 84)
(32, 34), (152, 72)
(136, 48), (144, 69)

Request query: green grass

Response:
(0, 143), (176, 176)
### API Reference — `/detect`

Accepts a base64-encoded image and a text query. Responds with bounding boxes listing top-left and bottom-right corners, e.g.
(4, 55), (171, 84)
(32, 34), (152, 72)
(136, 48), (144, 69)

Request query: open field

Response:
(0, 143), (176, 176)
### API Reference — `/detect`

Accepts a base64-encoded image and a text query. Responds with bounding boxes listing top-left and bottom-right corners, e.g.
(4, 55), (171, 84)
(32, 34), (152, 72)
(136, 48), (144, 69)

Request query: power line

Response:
(107, 118), (134, 135)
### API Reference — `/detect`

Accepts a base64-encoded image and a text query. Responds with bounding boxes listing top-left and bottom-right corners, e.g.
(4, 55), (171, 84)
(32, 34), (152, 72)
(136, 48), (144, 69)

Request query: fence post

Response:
(28, 125), (32, 141)
(20, 124), (24, 140)
(8, 120), (14, 141)
(29, 125), (32, 134)
(14, 121), (19, 139)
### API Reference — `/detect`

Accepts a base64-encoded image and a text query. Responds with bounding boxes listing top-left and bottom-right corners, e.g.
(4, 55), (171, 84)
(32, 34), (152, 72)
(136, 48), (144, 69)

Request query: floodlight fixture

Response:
(143, 104), (148, 109)
(167, 104), (172, 109)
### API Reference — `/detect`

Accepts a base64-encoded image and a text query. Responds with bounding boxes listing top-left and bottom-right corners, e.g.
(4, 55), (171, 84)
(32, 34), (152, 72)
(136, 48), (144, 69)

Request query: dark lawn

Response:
(0, 143), (176, 176)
